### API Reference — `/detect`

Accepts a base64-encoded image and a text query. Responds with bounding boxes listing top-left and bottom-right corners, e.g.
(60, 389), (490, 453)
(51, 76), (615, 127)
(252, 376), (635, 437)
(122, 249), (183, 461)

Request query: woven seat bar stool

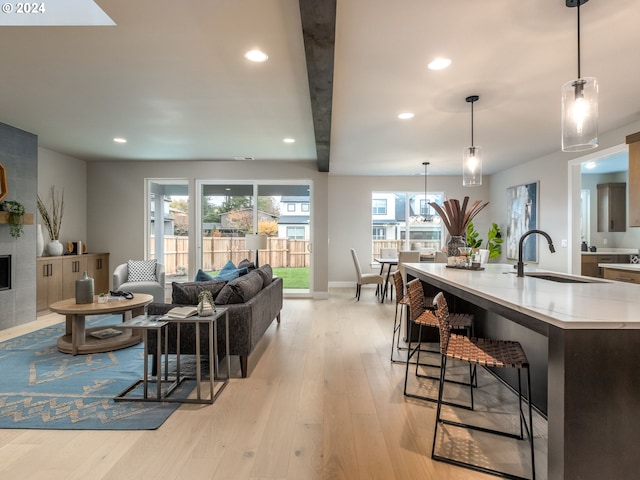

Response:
(430, 292), (535, 480)
(403, 279), (474, 405)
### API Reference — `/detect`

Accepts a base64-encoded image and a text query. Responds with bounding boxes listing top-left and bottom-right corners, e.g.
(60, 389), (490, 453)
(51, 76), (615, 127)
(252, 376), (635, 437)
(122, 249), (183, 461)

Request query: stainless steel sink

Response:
(524, 272), (604, 283)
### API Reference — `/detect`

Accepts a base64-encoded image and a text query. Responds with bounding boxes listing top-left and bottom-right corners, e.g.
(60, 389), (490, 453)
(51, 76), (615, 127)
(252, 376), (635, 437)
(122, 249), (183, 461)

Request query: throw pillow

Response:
(219, 260), (236, 274)
(216, 271), (263, 305)
(256, 264), (273, 286)
(127, 259), (157, 282)
(238, 259), (257, 272)
(194, 269), (214, 282)
(172, 280), (227, 305)
(215, 266), (248, 282)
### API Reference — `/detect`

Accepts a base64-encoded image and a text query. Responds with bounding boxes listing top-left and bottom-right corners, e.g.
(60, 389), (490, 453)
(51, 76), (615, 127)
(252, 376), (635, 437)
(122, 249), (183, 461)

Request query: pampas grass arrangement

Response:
(37, 187), (64, 241)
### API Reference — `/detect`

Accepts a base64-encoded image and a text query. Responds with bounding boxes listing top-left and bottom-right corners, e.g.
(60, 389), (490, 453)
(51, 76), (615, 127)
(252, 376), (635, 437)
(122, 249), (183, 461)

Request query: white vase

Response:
(47, 240), (64, 256)
(36, 224), (45, 256)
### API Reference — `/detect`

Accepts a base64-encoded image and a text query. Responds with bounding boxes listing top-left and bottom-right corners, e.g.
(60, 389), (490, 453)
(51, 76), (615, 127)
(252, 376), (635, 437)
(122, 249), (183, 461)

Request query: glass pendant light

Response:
(562, 0), (598, 152)
(463, 95), (482, 187)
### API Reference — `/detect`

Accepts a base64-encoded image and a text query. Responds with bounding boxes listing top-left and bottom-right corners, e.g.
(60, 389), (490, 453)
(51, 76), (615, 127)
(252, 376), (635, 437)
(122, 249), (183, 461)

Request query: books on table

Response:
(165, 306), (198, 319)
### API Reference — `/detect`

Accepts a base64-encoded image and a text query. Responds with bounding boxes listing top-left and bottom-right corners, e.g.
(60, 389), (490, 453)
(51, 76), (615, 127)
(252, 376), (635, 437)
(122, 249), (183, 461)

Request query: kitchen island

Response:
(404, 262), (640, 480)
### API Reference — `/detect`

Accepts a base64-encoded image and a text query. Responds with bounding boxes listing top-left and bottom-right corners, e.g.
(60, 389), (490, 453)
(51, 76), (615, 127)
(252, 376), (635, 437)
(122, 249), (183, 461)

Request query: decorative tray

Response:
(445, 265), (484, 271)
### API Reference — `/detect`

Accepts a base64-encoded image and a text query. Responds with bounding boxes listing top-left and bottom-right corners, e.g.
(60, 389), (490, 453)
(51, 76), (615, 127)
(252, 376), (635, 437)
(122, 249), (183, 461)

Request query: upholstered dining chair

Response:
(112, 259), (166, 303)
(398, 250), (420, 284)
(350, 248), (383, 301)
(430, 291), (535, 480)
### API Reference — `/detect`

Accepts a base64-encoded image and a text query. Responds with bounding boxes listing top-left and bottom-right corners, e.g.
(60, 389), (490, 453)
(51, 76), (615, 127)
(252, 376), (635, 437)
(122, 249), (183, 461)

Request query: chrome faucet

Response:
(517, 229), (556, 277)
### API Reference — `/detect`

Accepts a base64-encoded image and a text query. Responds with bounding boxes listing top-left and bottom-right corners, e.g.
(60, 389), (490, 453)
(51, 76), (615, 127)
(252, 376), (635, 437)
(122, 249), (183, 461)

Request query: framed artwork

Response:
(506, 181), (538, 261)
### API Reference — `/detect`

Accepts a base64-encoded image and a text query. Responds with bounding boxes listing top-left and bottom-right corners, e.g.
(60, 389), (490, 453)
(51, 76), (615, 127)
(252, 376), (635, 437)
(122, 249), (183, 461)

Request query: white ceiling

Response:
(1, 0), (639, 177)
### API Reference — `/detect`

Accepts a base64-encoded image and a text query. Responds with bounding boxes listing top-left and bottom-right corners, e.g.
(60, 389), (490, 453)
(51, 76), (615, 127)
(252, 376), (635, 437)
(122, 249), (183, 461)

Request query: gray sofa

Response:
(146, 264), (283, 377)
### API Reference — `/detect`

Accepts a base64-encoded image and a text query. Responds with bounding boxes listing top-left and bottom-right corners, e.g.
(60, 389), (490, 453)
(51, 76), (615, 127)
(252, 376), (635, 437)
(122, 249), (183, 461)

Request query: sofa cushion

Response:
(238, 259), (257, 272)
(194, 269), (214, 282)
(256, 264), (273, 286)
(216, 270), (264, 305)
(127, 259), (157, 282)
(172, 280), (227, 305)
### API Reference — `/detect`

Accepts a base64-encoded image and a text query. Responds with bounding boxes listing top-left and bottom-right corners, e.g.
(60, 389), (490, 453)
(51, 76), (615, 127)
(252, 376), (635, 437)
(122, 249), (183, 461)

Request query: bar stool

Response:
(403, 279), (474, 404)
(430, 291), (535, 480)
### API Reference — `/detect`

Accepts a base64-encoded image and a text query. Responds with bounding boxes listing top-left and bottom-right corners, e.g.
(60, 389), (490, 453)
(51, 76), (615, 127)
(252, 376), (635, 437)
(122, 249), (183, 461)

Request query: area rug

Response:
(0, 315), (194, 430)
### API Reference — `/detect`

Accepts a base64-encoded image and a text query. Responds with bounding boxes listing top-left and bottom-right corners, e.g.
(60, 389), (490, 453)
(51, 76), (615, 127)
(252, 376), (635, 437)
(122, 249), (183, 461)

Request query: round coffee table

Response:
(50, 294), (153, 355)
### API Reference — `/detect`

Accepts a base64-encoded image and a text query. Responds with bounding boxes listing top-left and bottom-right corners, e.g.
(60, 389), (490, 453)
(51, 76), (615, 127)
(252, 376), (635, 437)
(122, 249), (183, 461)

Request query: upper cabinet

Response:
(627, 132), (640, 227)
(597, 183), (626, 232)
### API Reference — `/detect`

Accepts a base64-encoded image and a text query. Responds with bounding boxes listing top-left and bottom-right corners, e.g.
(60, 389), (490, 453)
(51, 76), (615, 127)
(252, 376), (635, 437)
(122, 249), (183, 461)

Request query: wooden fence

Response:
(150, 236), (310, 275)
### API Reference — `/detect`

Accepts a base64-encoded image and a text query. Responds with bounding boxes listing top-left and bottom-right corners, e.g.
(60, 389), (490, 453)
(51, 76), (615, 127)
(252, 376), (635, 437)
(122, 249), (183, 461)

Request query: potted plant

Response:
(1, 199), (25, 238)
(466, 221), (503, 260)
(197, 290), (215, 316)
(428, 196), (489, 256)
(37, 187), (64, 255)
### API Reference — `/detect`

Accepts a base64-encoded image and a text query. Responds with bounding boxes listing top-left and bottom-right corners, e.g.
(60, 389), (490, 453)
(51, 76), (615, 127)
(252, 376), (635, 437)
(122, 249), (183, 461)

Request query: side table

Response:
(158, 307), (230, 404)
(113, 315), (170, 402)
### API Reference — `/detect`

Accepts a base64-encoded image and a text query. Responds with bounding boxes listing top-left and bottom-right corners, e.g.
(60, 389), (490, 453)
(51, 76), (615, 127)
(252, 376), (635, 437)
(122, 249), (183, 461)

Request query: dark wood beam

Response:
(299, 0), (336, 173)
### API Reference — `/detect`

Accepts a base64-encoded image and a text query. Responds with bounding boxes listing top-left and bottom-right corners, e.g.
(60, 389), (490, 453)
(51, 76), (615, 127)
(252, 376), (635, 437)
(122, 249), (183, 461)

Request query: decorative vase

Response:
(47, 240), (64, 256)
(447, 235), (466, 257)
(197, 298), (214, 317)
(36, 224), (45, 256)
(75, 271), (94, 304)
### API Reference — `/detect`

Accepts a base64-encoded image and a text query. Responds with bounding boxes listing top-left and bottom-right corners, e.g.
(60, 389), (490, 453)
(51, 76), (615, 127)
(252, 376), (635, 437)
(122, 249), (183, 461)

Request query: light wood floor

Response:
(0, 288), (547, 480)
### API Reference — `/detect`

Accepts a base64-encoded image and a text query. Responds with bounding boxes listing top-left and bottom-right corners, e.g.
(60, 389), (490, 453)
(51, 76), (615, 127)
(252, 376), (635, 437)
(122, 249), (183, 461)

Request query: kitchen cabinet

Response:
(597, 183), (626, 232)
(626, 132), (640, 227)
(581, 254), (630, 278)
(603, 267), (640, 284)
(36, 257), (63, 311)
(37, 253), (110, 313)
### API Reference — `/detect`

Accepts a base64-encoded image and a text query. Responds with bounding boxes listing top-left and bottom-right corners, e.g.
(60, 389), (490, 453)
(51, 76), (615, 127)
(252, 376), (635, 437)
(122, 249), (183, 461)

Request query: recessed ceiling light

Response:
(585, 161), (597, 169)
(398, 112), (415, 120)
(283, 138), (295, 143)
(244, 49), (269, 62)
(428, 57), (452, 70)
(113, 137), (127, 143)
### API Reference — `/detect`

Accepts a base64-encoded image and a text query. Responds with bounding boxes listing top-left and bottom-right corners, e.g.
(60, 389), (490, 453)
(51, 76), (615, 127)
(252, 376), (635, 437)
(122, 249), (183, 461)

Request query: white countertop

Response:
(404, 263), (640, 330)
(581, 248), (638, 255)
(599, 263), (640, 272)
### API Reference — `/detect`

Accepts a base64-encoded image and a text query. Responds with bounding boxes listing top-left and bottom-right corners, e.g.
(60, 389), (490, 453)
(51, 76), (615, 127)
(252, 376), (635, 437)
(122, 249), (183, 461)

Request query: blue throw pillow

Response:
(215, 266), (249, 282)
(219, 260), (236, 274)
(194, 269), (214, 282)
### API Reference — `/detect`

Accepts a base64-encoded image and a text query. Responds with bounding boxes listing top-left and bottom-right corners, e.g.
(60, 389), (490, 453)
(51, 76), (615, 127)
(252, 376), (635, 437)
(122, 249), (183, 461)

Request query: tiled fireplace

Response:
(0, 122), (37, 330)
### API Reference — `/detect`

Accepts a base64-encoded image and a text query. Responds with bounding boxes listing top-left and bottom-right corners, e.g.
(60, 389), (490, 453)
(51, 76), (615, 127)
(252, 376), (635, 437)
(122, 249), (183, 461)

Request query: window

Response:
(287, 226), (305, 240)
(287, 204), (295, 212)
(372, 199), (387, 215)
(372, 227), (385, 240)
(301, 203), (309, 212)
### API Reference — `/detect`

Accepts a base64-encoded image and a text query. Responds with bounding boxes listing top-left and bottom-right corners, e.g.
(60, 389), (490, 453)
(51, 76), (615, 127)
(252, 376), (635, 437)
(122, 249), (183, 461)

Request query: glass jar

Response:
(447, 235), (466, 257)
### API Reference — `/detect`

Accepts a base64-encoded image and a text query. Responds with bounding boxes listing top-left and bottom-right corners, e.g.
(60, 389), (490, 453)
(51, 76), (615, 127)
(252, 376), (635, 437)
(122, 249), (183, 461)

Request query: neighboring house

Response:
(278, 196), (310, 240)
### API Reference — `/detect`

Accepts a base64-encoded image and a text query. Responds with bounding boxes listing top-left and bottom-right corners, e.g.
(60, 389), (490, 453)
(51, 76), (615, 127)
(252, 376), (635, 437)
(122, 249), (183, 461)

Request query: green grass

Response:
(205, 267), (309, 289)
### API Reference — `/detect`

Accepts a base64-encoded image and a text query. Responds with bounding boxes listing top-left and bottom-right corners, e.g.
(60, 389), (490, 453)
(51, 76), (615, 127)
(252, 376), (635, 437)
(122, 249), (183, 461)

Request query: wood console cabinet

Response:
(581, 254), (630, 278)
(37, 253), (110, 313)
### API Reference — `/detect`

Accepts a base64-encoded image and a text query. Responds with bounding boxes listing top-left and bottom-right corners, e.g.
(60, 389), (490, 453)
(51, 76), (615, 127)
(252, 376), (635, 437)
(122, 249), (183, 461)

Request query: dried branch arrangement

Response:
(428, 196), (489, 237)
(37, 187), (64, 241)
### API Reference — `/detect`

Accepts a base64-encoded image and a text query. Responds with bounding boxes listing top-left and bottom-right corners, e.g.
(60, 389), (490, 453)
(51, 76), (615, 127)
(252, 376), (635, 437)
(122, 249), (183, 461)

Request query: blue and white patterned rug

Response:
(0, 315), (194, 430)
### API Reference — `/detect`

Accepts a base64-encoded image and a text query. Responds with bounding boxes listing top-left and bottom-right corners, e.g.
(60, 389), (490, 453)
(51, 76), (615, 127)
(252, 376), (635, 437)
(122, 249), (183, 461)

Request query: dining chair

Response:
(403, 279), (474, 404)
(398, 250), (420, 285)
(434, 251), (447, 263)
(380, 247), (398, 259)
(430, 291), (535, 480)
(350, 248), (383, 301)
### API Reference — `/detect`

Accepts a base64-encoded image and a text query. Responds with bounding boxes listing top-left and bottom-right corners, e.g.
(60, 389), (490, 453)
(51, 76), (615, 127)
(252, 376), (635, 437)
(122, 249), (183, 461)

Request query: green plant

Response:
(198, 290), (214, 306)
(37, 187), (64, 241)
(2, 200), (25, 238)
(487, 223), (503, 259)
(465, 221), (503, 259)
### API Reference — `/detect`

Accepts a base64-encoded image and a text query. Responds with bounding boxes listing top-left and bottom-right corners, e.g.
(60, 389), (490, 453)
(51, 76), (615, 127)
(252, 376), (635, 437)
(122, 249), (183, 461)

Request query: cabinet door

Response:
(62, 256), (88, 299)
(581, 255), (600, 278)
(88, 253), (110, 295)
(597, 183), (626, 232)
(36, 257), (63, 311)
(603, 268), (640, 284)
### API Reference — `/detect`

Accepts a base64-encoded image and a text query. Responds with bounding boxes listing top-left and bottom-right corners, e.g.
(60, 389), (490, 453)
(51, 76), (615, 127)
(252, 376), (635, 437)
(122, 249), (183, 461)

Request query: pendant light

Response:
(562, 0), (598, 152)
(463, 95), (482, 187)
(422, 161), (430, 221)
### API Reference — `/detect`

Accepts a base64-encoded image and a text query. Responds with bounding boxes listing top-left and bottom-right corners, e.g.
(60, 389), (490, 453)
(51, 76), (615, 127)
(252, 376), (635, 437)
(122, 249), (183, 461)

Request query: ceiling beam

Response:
(299, 0), (336, 173)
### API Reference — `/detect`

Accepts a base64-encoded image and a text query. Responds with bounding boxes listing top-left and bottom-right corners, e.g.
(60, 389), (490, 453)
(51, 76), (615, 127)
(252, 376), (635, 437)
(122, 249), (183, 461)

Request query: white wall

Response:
(37, 147), (87, 248)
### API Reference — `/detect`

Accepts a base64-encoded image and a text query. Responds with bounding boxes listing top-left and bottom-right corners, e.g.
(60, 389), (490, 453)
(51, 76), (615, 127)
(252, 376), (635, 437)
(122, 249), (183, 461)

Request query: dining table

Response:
(374, 257), (398, 303)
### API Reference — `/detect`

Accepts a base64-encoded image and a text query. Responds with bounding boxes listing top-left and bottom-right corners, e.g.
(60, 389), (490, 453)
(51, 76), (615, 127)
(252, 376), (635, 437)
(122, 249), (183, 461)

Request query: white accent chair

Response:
(350, 248), (383, 301)
(112, 262), (166, 303)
